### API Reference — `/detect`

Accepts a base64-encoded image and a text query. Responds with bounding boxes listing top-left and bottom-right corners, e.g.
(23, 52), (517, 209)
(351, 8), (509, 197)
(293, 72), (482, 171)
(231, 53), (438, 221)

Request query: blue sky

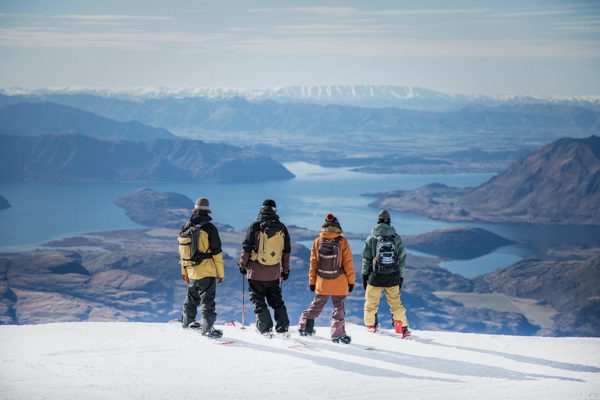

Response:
(0, 0), (599, 96)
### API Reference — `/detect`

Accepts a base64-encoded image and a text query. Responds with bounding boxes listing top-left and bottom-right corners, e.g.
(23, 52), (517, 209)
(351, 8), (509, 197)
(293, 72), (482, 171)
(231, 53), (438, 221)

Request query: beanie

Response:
(262, 199), (276, 209)
(322, 213), (342, 231)
(194, 197), (210, 212)
(377, 209), (391, 224)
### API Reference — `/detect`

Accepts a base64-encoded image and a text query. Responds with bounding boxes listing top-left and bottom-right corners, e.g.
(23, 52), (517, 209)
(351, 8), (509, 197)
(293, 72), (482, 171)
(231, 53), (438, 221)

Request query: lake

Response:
(1, 162), (599, 278)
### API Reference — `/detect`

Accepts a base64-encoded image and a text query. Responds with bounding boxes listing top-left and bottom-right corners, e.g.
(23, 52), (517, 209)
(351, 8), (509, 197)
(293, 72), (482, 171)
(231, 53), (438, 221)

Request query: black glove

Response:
(362, 275), (369, 290)
(282, 271), (289, 281)
(348, 284), (354, 293)
(239, 266), (247, 275)
(309, 284), (315, 292)
(399, 277), (404, 290)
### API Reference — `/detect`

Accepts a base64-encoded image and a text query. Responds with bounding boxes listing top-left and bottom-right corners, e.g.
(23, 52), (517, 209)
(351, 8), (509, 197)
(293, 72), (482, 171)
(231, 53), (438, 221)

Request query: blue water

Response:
(1, 162), (599, 277)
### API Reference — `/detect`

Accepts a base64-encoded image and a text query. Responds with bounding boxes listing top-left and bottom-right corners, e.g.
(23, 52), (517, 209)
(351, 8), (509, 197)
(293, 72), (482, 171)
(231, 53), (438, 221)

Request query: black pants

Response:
(182, 277), (217, 333)
(248, 279), (289, 333)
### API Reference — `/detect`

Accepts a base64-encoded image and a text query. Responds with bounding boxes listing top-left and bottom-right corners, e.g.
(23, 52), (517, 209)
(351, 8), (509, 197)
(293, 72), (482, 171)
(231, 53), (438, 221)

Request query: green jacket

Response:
(362, 223), (406, 286)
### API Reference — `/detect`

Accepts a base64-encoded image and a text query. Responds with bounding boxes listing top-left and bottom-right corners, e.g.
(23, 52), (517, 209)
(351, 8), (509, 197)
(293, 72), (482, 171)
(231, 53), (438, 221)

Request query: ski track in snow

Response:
(0, 322), (599, 400)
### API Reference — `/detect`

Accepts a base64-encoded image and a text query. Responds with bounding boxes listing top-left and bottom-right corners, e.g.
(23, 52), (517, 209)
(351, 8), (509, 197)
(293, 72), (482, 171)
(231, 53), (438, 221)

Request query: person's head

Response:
(262, 199), (276, 210)
(259, 198), (277, 217)
(193, 197), (211, 214)
(377, 209), (391, 224)
(322, 213), (342, 233)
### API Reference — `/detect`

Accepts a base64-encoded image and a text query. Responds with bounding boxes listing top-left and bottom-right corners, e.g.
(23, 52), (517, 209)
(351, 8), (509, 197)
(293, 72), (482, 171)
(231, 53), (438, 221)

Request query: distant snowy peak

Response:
(267, 85), (451, 101)
(2, 85), (599, 110)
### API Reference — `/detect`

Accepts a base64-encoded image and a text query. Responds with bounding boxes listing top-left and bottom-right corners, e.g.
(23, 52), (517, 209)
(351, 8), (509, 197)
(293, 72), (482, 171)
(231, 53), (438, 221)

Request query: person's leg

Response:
(197, 277), (217, 334)
(331, 295), (347, 339)
(182, 280), (201, 327)
(299, 295), (328, 333)
(383, 286), (408, 328)
(265, 281), (290, 333)
(249, 280), (273, 333)
(364, 285), (383, 327)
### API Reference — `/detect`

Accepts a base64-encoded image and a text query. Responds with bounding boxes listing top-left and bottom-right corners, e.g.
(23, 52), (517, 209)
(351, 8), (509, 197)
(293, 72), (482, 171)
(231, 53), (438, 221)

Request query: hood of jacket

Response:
(319, 230), (342, 240)
(258, 206), (280, 222)
(189, 212), (212, 226)
(371, 223), (397, 237)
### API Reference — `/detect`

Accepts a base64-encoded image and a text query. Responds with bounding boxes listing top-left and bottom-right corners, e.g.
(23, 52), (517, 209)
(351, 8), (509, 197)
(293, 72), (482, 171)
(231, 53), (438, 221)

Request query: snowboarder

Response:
(239, 199), (291, 337)
(178, 197), (224, 338)
(362, 210), (410, 338)
(298, 213), (355, 344)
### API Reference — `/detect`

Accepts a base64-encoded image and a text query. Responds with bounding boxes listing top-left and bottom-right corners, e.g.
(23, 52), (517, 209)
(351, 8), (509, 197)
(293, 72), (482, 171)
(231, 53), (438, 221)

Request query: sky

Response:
(0, 0), (599, 96)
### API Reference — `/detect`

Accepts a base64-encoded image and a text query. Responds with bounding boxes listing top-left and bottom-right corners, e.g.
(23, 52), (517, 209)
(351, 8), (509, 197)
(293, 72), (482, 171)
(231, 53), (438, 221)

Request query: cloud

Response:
(250, 6), (486, 18)
(53, 14), (172, 22)
(0, 25), (598, 59)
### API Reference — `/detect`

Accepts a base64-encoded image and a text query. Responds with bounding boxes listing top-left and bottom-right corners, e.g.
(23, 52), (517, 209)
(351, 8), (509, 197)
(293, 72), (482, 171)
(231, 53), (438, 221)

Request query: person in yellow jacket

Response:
(298, 213), (355, 343)
(178, 197), (224, 338)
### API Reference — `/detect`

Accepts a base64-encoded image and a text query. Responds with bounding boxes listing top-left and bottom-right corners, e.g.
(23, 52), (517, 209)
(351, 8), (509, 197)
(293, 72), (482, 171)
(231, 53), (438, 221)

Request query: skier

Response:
(239, 199), (291, 337)
(362, 210), (410, 338)
(298, 213), (355, 344)
(177, 197), (224, 338)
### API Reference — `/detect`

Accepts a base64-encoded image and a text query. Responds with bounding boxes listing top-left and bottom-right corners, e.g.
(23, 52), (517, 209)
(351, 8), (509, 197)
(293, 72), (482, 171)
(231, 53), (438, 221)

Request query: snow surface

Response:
(1, 322), (599, 400)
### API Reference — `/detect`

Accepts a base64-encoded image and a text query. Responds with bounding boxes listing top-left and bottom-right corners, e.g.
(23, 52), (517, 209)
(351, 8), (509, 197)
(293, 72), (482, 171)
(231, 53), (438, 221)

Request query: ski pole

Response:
(241, 271), (246, 328)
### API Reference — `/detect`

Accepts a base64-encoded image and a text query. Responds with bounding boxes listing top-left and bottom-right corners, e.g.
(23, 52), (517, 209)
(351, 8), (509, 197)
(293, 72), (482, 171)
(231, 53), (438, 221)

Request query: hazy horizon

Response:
(1, 0), (599, 97)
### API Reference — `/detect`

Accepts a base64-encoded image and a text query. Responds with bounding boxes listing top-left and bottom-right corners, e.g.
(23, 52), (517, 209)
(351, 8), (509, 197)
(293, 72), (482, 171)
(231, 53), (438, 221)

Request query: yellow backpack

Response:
(250, 223), (285, 265)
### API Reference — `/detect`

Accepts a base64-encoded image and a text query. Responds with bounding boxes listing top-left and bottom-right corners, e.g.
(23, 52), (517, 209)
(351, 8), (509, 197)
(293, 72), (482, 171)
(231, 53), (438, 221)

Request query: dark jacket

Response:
(361, 223), (406, 287)
(240, 206), (291, 281)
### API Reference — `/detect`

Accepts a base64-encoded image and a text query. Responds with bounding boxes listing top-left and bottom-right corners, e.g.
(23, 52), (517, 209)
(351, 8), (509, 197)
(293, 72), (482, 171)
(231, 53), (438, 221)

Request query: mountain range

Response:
(0, 93), (597, 141)
(0, 134), (294, 183)
(370, 136), (600, 225)
(4, 85), (600, 111)
(0, 102), (174, 141)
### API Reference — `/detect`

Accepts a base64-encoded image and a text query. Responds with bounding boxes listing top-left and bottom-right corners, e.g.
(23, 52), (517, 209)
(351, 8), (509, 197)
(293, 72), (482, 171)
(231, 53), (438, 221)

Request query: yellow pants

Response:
(364, 285), (408, 327)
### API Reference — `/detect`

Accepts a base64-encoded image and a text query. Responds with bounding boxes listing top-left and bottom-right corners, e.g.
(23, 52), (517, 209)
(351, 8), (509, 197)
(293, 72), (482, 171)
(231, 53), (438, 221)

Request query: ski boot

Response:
(394, 320), (403, 335)
(202, 327), (223, 339)
(332, 335), (352, 344)
(186, 321), (201, 330)
(367, 324), (378, 333)
(276, 331), (290, 339)
(402, 326), (411, 339)
(299, 319), (315, 336)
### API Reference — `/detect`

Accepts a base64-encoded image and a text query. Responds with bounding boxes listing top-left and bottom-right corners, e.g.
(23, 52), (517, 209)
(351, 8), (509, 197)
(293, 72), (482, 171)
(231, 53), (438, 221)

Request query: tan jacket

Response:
(180, 228), (224, 280)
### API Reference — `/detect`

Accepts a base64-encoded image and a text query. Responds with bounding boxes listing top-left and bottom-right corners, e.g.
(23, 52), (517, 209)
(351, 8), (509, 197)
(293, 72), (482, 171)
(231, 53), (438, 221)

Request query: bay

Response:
(1, 162), (599, 278)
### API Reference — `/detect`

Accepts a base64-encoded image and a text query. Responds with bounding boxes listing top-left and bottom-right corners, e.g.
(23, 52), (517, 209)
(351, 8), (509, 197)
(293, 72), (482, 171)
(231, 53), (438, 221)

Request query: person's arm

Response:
(239, 223), (256, 268)
(361, 236), (373, 277)
(308, 237), (319, 290)
(341, 238), (355, 285)
(361, 236), (373, 289)
(281, 224), (292, 274)
(208, 225), (224, 280)
(395, 235), (407, 279)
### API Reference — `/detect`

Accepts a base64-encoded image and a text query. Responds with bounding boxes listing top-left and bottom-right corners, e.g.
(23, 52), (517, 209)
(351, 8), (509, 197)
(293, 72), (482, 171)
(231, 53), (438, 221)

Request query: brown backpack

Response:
(317, 237), (342, 279)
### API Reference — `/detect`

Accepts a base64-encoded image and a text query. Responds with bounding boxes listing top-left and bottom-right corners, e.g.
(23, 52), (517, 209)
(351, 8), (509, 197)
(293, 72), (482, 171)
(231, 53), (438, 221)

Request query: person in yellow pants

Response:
(361, 210), (410, 338)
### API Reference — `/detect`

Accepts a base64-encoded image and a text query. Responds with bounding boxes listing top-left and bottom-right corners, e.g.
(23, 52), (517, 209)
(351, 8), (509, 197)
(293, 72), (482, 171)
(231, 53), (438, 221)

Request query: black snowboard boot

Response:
(303, 319), (315, 336)
(332, 335), (352, 344)
(202, 327), (223, 339)
(187, 321), (201, 330)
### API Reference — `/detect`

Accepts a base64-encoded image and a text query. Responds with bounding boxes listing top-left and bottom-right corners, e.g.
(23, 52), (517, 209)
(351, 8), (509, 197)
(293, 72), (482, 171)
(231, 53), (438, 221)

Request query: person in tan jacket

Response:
(178, 197), (224, 339)
(298, 213), (355, 343)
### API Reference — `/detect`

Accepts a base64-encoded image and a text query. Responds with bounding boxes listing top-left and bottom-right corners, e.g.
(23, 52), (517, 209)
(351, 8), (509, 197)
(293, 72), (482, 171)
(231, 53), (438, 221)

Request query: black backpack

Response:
(317, 237), (342, 279)
(177, 223), (213, 266)
(373, 235), (399, 275)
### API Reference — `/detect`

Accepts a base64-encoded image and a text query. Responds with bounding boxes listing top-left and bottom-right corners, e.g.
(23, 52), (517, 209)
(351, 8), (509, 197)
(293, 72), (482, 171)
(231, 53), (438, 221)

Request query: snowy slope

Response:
(1, 322), (599, 400)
